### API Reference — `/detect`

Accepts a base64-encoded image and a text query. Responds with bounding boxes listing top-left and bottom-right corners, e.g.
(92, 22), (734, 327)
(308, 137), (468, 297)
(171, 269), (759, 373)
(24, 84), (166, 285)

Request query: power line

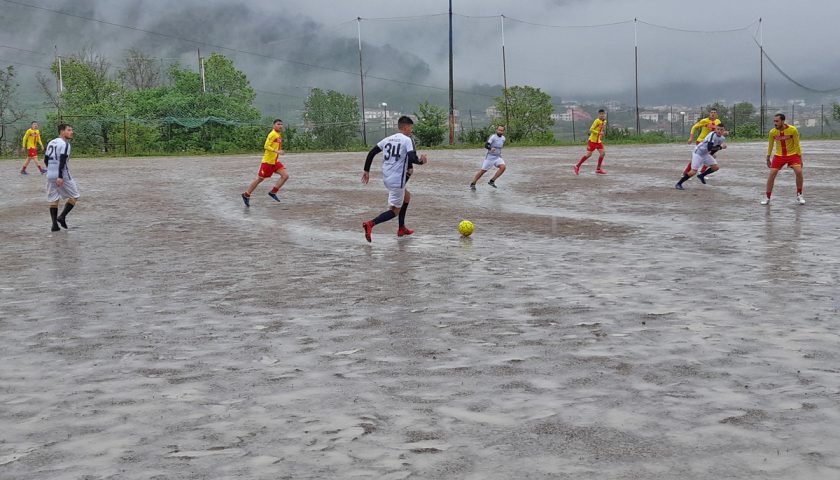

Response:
(0, 57), (50, 70)
(0, 0), (492, 99)
(637, 19), (759, 34)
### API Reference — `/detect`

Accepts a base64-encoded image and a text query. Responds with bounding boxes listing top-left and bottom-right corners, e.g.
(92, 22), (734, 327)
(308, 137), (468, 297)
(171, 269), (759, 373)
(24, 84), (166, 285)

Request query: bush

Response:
(413, 102), (447, 147)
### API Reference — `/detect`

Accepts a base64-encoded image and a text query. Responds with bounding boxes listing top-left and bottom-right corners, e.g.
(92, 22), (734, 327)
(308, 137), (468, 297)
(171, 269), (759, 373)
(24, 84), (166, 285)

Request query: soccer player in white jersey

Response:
(44, 123), (80, 231)
(675, 123), (728, 190)
(470, 125), (506, 190)
(361, 116), (428, 242)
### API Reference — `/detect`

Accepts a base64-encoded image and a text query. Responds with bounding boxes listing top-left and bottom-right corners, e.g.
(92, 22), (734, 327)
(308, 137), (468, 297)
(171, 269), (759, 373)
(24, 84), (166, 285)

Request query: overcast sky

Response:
(2, 0), (839, 113)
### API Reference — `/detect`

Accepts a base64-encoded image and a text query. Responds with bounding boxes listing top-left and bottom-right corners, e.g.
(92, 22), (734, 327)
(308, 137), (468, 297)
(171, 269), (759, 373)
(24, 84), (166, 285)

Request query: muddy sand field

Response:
(1, 141), (839, 479)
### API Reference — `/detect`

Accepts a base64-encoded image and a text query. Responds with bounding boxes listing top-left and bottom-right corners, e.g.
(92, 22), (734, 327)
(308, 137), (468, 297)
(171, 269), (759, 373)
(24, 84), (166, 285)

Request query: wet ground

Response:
(1, 141), (839, 479)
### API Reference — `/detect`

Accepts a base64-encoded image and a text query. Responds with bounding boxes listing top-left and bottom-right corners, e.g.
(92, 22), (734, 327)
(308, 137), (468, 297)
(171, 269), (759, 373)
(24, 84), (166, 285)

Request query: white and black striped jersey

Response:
(45, 138), (72, 181)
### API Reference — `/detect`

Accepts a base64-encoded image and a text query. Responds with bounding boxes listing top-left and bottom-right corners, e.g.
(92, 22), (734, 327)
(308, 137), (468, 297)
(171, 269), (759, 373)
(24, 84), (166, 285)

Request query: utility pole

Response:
(448, 0), (455, 145)
(634, 19), (641, 135)
(500, 15), (510, 128)
(198, 48), (206, 94)
(357, 17), (367, 145)
(759, 18), (764, 133)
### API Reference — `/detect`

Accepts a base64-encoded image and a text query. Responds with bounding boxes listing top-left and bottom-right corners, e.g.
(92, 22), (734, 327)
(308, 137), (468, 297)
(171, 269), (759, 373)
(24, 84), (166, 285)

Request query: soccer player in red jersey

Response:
(575, 109), (607, 175)
(762, 113), (804, 205)
(241, 119), (287, 207)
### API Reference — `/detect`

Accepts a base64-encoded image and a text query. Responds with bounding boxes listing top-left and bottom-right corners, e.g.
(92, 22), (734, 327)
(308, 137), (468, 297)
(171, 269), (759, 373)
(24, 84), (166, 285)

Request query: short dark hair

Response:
(716, 122), (725, 128)
(397, 116), (413, 127)
(273, 119), (283, 124)
(58, 123), (71, 133)
(598, 109), (605, 113)
(31, 120), (38, 125)
(775, 113), (786, 121)
(709, 108), (717, 112)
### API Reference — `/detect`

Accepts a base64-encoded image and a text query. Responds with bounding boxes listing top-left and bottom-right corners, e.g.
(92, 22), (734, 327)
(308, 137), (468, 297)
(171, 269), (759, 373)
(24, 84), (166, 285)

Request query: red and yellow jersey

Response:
(767, 124), (801, 157)
(261, 129), (282, 164)
(588, 118), (606, 143)
(690, 118), (720, 142)
(22, 128), (44, 150)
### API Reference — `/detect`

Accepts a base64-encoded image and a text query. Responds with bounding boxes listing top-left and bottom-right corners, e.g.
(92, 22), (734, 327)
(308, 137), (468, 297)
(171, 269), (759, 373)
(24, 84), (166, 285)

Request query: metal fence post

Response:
(571, 107), (576, 142)
(123, 115), (128, 155)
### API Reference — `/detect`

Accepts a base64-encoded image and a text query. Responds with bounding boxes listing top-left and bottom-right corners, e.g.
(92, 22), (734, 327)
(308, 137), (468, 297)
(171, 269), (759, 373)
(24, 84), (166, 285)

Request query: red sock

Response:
(766, 191), (772, 199)
(577, 156), (587, 167)
(270, 187), (279, 194)
(797, 189), (802, 195)
(243, 192), (250, 197)
(597, 157), (604, 169)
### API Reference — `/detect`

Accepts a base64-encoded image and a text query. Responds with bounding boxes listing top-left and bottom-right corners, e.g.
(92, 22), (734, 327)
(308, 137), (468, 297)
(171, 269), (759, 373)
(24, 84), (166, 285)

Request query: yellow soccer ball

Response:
(458, 220), (474, 237)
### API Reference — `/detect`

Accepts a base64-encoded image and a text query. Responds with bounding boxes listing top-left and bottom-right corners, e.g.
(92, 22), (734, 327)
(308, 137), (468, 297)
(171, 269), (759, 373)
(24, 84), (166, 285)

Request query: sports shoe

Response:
(56, 216), (68, 230)
(488, 180), (497, 188)
(268, 192), (280, 202)
(470, 183), (476, 191)
(760, 197), (771, 205)
(697, 174), (707, 184)
(39, 168), (47, 175)
(51, 224), (60, 232)
(20, 169), (28, 175)
(573, 165), (580, 176)
(241, 193), (250, 207)
(675, 183), (684, 190)
(363, 220), (374, 242)
(397, 226), (414, 237)
(796, 194), (805, 205)
(595, 169), (607, 175)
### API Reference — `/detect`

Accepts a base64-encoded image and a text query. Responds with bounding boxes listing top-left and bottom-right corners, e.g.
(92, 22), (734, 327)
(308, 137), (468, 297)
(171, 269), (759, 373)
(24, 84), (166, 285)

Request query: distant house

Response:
(555, 108), (592, 122)
(640, 111), (659, 122)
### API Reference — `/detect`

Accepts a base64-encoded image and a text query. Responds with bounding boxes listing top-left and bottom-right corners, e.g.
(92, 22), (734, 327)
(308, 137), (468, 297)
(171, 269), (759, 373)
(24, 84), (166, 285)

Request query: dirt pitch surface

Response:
(2, 141), (839, 479)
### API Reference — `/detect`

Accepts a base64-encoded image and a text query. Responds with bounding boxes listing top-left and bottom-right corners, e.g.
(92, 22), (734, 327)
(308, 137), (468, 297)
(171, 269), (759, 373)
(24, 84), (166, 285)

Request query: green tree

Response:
(833, 103), (840, 122)
(0, 66), (26, 155)
(303, 88), (360, 149)
(493, 86), (554, 142)
(412, 101), (447, 146)
(732, 102), (756, 124)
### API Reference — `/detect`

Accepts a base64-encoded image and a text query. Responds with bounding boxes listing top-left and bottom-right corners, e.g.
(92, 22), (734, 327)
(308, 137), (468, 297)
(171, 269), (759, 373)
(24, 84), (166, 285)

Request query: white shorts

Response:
(46, 178), (80, 202)
(690, 153), (717, 172)
(481, 156), (505, 171)
(387, 186), (406, 208)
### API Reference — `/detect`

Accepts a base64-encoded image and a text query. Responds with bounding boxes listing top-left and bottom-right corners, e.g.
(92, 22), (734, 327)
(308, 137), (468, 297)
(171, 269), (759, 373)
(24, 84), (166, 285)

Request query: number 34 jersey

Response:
(377, 132), (417, 189)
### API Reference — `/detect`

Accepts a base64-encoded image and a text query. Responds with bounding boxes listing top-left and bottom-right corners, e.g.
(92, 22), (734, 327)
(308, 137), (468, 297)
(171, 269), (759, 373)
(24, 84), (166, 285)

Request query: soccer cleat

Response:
(796, 195), (805, 205)
(397, 226), (414, 237)
(20, 169), (28, 175)
(241, 193), (250, 207)
(573, 165), (580, 176)
(675, 183), (684, 190)
(51, 224), (60, 232)
(470, 183), (476, 191)
(595, 169), (607, 175)
(363, 220), (374, 242)
(56, 216), (68, 230)
(268, 192), (280, 202)
(488, 180), (497, 188)
(697, 174), (707, 185)
(760, 198), (771, 205)
(39, 168), (47, 175)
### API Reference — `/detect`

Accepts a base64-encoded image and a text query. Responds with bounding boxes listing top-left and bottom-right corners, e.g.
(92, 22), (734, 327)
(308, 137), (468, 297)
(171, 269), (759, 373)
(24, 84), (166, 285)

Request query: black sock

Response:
(50, 207), (58, 224)
(677, 174), (691, 186)
(372, 210), (396, 226)
(699, 169), (715, 178)
(398, 202), (409, 227)
(58, 202), (74, 219)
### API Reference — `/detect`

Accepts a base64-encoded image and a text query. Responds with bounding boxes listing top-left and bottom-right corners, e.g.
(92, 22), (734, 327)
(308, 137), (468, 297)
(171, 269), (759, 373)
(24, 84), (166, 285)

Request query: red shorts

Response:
(587, 140), (605, 152)
(771, 154), (802, 170)
(258, 162), (285, 178)
(27, 148), (37, 158)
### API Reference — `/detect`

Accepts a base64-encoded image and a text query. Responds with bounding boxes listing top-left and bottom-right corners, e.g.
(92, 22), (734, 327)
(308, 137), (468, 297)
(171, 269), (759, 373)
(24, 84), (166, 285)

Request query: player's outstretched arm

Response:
(362, 145), (382, 184)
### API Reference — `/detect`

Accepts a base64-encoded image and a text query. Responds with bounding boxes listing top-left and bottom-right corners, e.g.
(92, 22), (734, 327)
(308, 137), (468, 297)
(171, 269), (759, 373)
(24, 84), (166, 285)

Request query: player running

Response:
(361, 116), (427, 242)
(675, 123), (728, 190)
(44, 124), (79, 232)
(762, 113), (804, 205)
(682, 109), (721, 175)
(241, 119), (287, 207)
(470, 125), (506, 190)
(21, 121), (46, 175)
(575, 109), (607, 175)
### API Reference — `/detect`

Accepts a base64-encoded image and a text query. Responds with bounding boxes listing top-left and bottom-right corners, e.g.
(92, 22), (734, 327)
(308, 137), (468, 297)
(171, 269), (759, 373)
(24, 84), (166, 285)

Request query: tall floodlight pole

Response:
(500, 15), (510, 128)
(357, 17), (368, 145)
(448, 0), (455, 144)
(634, 18), (640, 135)
(759, 18), (765, 133)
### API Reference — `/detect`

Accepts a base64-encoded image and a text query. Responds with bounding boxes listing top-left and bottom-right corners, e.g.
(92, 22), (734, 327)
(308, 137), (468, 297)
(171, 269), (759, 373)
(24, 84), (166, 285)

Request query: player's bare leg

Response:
(762, 168), (781, 204)
(242, 176), (266, 206)
(490, 165), (507, 183)
(792, 165), (805, 204)
(470, 169), (487, 190)
(595, 149), (606, 174)
(397, 190), (413, 236)
(56, 198), (77, 229)
(575, 150), (593, 175)
(268, 168), (289, 202)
